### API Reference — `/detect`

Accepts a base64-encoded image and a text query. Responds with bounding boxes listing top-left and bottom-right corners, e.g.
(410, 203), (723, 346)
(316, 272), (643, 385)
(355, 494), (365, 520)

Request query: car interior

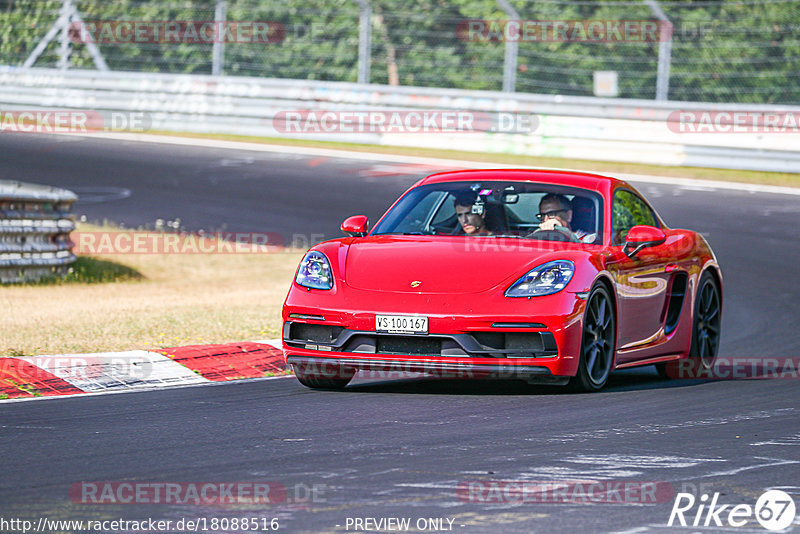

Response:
(373, 183), (603, 244)
(433, 190), (600, 243)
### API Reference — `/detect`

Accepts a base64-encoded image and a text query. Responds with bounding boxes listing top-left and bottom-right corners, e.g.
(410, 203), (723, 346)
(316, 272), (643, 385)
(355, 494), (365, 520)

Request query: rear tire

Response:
(654, 362), (670, 379)
(571, 284), (616, 392)
(689, 272), (721, 371)
(293, 364), (354, 390)
(655, 271), (721, 379)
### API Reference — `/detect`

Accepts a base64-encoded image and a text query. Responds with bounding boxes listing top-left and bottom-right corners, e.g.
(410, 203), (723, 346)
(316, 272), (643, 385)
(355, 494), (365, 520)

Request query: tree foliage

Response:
(1, 0), (798, 103)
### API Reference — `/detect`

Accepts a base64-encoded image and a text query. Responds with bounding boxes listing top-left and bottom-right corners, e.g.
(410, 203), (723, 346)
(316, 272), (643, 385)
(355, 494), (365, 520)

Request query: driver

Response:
(536, 193), (595, 242)
(454, 190), (492, 236)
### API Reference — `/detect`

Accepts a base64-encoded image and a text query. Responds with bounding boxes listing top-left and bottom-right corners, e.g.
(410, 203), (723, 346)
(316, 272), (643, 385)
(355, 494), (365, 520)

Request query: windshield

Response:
(371, 181), (603, 245)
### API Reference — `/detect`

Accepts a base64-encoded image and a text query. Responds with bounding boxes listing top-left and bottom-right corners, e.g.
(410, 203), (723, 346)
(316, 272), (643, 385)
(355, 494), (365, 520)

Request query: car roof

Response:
(419, 169), (629, 193)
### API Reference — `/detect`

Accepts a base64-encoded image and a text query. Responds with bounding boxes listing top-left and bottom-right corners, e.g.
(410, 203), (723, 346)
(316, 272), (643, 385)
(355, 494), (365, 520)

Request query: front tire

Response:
(293, 364), (355, 390)
(571, 284), (616, 392)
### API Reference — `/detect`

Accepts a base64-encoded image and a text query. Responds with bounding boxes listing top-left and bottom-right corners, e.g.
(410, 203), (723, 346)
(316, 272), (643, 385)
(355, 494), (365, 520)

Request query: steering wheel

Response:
(530, 226), (580, 243)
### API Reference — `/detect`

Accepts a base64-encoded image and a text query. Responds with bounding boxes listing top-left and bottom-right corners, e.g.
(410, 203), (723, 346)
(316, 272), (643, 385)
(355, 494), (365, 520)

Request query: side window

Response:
(612, 190), (658, 245)
(503, 192), (543, 234)
(427, 193), (458, 233)
(504, 192), (542, 221)
(392, 191), (444, 233)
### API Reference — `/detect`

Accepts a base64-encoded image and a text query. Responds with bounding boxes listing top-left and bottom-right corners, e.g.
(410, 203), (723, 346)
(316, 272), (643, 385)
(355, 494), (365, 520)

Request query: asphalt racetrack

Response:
(1, 134), (799, 533)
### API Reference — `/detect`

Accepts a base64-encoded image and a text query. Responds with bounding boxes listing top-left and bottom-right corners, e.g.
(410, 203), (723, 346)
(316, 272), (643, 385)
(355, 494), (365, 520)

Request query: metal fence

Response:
(0, 180), (77, 284)
(2, 0), (799, 104)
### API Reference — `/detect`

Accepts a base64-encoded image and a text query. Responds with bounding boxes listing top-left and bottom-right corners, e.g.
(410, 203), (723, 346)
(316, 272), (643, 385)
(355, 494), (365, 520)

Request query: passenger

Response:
(454, 190), (492, 236)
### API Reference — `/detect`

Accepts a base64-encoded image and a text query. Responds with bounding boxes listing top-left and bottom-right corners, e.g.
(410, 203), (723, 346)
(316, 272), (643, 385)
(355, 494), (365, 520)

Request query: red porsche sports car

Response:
(282, 169), (722, 391)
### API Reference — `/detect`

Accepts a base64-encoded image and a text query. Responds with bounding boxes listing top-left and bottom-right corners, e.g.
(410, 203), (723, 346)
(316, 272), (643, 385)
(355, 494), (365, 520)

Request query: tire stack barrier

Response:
(0, 180), (77, 284)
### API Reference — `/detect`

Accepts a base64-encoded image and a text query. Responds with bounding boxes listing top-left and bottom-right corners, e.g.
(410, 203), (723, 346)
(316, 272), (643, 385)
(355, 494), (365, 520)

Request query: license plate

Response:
(375, 315), (428, 334)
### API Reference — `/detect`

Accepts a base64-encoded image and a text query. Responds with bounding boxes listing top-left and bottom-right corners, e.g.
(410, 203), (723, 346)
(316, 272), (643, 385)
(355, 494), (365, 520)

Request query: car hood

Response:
(343, 236), (580, 294)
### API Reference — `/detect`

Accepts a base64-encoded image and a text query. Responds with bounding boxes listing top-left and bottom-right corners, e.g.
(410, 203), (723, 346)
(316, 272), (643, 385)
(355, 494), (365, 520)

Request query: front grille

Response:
(284, 321), (557, 359)
(376, 337), (441, 356)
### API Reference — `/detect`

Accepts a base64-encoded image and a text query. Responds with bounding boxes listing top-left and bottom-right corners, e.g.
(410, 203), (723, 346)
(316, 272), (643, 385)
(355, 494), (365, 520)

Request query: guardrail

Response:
(0, 180), (77, 284)
(1, 67), (799, 173)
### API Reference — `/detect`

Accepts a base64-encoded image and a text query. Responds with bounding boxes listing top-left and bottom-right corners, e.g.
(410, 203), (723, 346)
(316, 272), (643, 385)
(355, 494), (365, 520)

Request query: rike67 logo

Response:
(668, 489), (796, 531)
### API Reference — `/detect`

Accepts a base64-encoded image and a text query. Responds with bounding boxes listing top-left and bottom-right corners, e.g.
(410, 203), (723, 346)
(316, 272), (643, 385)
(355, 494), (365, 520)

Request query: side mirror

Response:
(624, 225), (666, 258)
(341, 215), (369, 237)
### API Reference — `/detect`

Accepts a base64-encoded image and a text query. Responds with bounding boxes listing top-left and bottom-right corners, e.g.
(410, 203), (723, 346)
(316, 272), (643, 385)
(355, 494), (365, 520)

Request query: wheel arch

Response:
(700, 263), (723, 311)
(592, 273), (617, 316)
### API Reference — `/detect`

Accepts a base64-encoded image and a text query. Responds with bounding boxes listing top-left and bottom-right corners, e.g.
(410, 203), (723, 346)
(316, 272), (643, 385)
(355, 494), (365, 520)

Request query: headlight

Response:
(505, 260), (574, 297)
(296, 251), (333, 290)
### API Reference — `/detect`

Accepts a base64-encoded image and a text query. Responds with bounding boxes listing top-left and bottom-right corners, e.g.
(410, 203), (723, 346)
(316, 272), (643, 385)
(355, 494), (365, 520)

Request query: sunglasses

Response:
(536, 209), (567, 221)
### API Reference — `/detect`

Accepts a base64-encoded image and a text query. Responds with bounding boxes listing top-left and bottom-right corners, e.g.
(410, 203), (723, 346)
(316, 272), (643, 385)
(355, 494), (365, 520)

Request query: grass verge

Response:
(0, 223), (302, 356)
(152, 130), (800, 188)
